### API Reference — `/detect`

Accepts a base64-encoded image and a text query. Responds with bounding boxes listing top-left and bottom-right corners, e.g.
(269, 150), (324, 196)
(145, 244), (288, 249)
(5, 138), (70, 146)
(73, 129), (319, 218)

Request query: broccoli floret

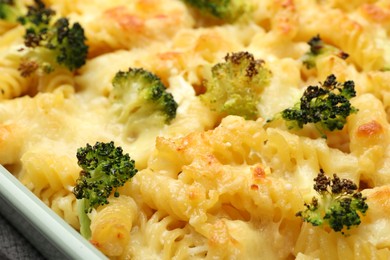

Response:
(302, 35), (349, 69)
(296, 170), (368, 235)
(18, 0), (54, 45)
(278, 74), (357, 137)
(0, 0), (24, 22)
(110, 68), (178, 125)
(17, 0), (88, 77)
(182, 0), (250, 22)
(47, 18), (88, 70)
(200, 51), (271, 120)
(72, 141), (138, 239)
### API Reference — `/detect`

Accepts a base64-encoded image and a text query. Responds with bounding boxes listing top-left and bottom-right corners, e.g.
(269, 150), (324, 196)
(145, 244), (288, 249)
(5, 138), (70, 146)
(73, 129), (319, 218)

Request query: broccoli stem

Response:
(77, 198), (91, 239)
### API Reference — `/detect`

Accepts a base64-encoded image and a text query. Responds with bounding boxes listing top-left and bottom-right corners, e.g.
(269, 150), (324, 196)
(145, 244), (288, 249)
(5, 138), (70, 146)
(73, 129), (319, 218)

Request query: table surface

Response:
(0, 212), (45, 260)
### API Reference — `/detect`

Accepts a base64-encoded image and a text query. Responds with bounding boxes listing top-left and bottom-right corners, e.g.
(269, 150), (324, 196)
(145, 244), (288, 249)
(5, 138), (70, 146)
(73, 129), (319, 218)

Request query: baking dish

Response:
(0, 165), (108, 260)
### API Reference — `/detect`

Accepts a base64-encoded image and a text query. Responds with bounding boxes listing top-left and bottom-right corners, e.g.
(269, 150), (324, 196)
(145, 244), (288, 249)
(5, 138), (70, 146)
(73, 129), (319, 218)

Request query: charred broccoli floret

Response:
(296, 170), (368, 235)
(17, 0), (88, 76)
(18, 0), (54, 42)
(73, 141), (138, 239)
(200, 51), (272, 120)
(302, 35), (349, 69)
(182, 0), (250, 22)
(110, 68), (178, 126)
(276, 74), (357, 137)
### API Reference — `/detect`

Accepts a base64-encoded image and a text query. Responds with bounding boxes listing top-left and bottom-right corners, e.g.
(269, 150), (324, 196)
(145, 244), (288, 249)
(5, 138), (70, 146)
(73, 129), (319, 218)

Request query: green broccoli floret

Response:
(296, 170), (368, 235)
(0, 0), (24, 22)
(200, 51), (271, 120)
(182, 0), (250, 22)
(302, 35), (349, 69)
(72, 141), (138, 239)
(110, 68), (178, 126)
(17, 0), (88, 77)
(278, 74), (357, 137)
(18, 0), (54, 43)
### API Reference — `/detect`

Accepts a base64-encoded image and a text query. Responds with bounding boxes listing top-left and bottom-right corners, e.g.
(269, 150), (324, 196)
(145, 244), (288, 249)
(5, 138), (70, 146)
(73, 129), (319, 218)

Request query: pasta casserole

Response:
(1, 0), (390, 259)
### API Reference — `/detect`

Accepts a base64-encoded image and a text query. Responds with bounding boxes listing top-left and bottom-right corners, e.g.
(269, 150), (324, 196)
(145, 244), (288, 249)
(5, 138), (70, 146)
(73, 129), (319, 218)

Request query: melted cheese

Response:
(0, 0), (390, 259)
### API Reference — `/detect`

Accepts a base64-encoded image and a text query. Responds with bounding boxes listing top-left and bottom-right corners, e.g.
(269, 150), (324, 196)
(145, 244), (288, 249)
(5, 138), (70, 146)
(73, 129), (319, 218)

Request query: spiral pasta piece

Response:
(0, 67), (32, 100)
(348, 94), (390, 186)
(19, 151), (79, 205)
(90, 196), (138, 257)
(35, 69), (76, 97)
(364, 71), (390, 115)
(51, 191), (79, 229)
(0, 26), (33, 99)
(121, 210), (208, 260)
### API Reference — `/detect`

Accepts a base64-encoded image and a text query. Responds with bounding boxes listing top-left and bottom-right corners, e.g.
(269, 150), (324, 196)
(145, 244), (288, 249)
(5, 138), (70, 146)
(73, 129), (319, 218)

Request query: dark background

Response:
(0, 212), (45, 260)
